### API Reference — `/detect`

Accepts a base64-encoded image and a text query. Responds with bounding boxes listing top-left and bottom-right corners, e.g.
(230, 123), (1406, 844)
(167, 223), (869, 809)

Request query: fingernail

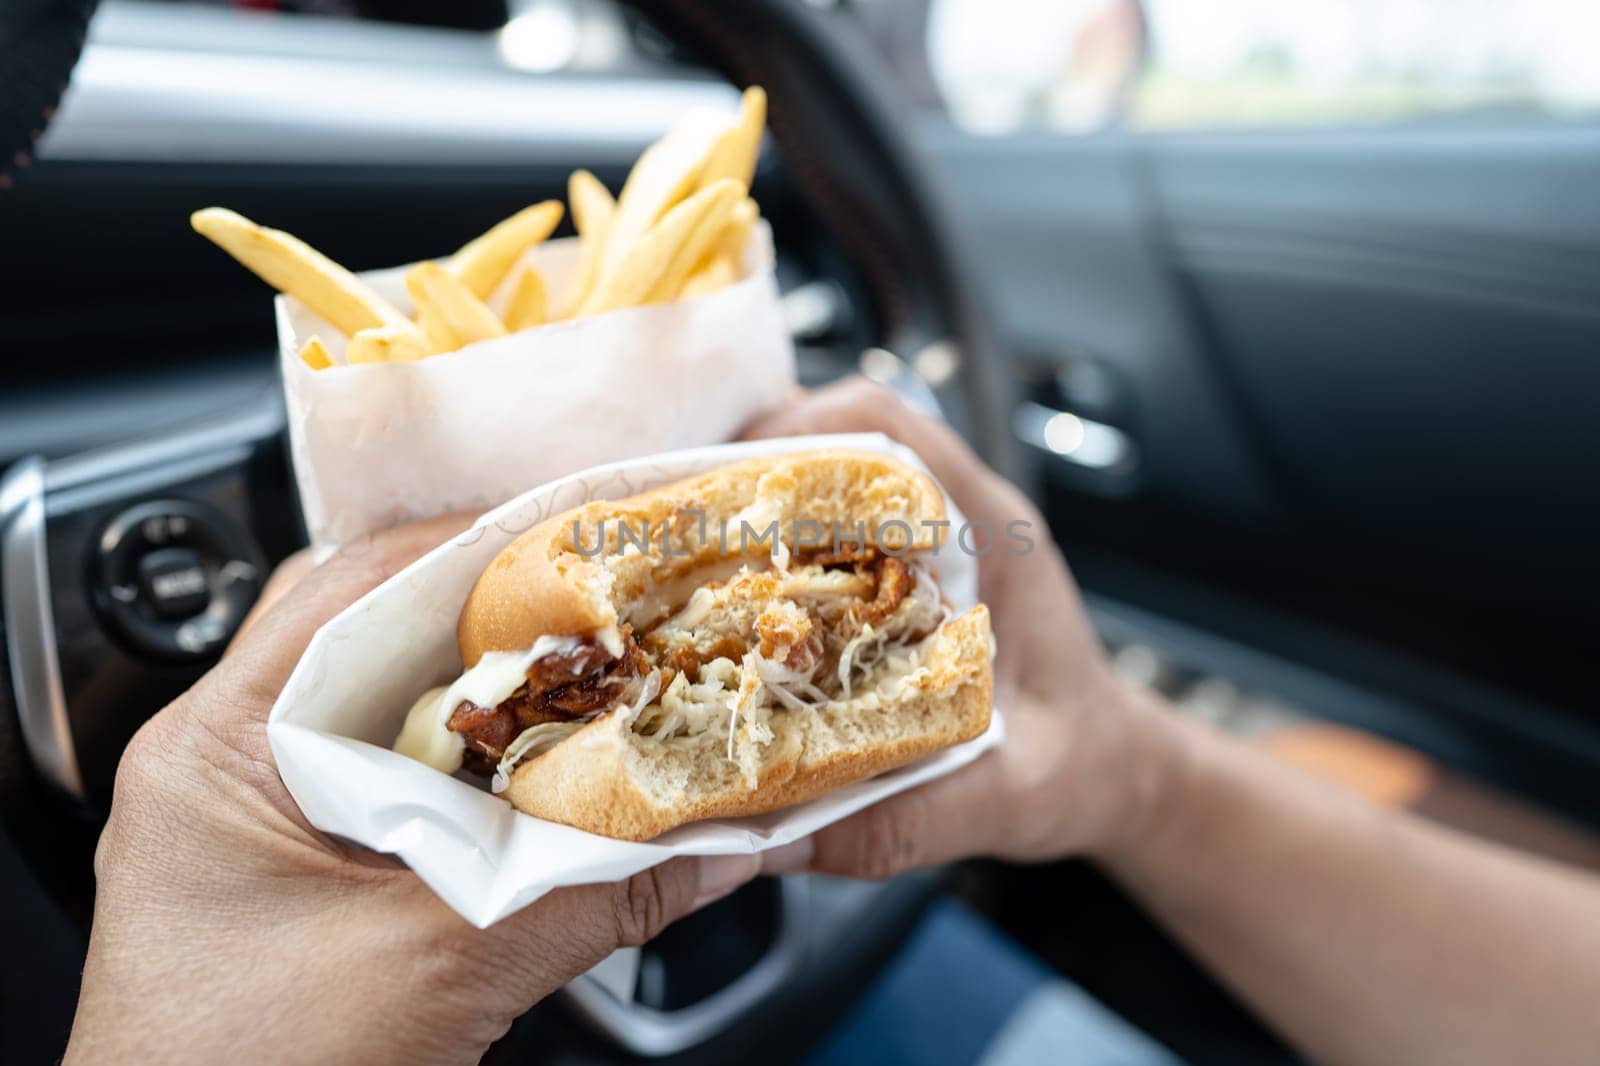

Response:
(759, 838), (814, 875)
(694, 854), (760, 909)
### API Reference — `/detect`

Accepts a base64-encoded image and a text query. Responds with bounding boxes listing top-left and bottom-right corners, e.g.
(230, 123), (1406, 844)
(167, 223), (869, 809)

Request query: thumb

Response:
(216, 514), (472, 712)
(490, 854), (760, 1001)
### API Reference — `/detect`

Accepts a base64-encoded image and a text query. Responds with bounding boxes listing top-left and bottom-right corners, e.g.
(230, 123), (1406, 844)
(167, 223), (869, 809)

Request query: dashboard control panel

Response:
(1, 398), (298, 808)
(94, 499), (264, 661)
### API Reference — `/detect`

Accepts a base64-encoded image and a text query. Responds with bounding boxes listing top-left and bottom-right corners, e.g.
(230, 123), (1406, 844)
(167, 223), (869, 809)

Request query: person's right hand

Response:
(742, 379), (1184, 878)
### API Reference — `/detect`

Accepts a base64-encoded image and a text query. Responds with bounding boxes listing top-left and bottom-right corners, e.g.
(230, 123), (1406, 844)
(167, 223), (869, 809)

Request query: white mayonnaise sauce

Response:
(393, 635), (583, 773)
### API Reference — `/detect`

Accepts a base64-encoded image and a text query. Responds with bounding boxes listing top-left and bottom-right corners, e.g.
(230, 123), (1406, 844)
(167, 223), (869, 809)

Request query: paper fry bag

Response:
(276, 223), (795, 550)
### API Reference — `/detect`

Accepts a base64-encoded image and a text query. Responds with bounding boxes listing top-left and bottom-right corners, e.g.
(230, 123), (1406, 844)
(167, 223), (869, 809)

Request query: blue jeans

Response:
(805, 899), (1184, 1066)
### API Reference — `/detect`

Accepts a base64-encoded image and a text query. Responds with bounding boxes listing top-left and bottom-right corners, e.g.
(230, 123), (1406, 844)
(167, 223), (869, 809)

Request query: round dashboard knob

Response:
(94, 500), (265, 661)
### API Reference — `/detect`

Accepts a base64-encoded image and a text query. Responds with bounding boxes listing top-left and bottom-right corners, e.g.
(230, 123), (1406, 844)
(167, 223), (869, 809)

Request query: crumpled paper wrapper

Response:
(276, 222), (795, 551)
(266, 433), (1004, 928)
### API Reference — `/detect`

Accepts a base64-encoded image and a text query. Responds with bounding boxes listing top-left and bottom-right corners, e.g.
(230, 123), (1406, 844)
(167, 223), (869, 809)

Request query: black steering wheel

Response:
(631, 0), (1015, 474)
(0, 1), (92, 192)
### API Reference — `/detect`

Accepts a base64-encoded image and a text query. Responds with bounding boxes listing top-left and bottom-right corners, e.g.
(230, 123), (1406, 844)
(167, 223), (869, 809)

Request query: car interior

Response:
(3, 1), (1598, 1062)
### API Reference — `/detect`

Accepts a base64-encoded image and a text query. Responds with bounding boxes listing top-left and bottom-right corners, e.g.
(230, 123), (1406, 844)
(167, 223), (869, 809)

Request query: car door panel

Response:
(916, 118), (1600, 826)
(916, 123), (1282, 522)
(1147, 127), (1600, 586)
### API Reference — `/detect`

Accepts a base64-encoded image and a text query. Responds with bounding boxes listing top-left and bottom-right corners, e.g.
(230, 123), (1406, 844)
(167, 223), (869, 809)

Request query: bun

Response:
(446, 448), (991, 841)
(504, 605), (992, 841)
(457, 450), (946, 666)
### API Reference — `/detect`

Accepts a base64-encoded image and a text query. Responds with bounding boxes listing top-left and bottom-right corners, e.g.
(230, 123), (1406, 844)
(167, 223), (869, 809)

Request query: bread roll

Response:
(406, 450), (994, 841)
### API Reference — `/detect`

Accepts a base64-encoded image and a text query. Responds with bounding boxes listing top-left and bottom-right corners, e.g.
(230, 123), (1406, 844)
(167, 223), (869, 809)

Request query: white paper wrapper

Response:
(267, 433), (1004, 928)
(277, 222), (795, 551)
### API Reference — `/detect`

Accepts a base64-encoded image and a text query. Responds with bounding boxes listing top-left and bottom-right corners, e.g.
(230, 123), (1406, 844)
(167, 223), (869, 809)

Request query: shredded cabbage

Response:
(906, 563), (950, 632)
(490, 722), (581, 793)
(751, 654), (830, 709)
(635, 658), (741, 742)
(749, 652), (811, 688)
(837, 624), (881, 700)
(625, 668), (665, 721)
(623, 560), (953, 778)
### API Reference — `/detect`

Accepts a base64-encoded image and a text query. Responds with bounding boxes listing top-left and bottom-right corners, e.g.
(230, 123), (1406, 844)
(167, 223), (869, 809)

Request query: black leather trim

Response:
(0, 0), (95, 192)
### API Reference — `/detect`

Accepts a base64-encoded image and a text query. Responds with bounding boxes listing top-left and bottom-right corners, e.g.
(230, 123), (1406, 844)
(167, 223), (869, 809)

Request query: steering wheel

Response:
(1, 0), (1012, 1056)
(0, 0), (92, 193)
(633, 0), (1014, 474)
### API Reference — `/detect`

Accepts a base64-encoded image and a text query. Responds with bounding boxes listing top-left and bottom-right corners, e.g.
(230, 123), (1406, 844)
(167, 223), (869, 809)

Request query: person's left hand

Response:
(66, 518), (758, 1066)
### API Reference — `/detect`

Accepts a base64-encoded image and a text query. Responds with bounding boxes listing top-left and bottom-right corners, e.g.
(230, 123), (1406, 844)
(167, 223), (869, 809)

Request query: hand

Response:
(742, 379), (1182, 877)
(67, 518), (758, 1066)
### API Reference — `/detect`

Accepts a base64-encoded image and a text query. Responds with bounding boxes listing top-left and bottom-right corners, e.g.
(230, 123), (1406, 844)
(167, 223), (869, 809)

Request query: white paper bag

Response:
(276, 223), (795, 551)
(266, 433), (1004, 928)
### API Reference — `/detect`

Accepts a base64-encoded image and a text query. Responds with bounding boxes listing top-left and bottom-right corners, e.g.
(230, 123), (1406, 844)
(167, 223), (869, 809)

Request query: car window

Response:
(890, 0), (1600, 134)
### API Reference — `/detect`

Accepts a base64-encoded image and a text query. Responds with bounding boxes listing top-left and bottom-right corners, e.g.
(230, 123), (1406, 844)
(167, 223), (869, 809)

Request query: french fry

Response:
(449, 200), (563, 300)
(558, 170), (616, 318)
(697, 87), (766, 191)
(674, 196), (758, 301)
(503, 266), (549, 332)
(297, 335), (334, 370)
(190, 208), (418, 339)
(346, 325), (430, 365)
(569, 169), (615, 236)
(405, 262), (508, 346)
(646, 184), (750, 303)
(679, 253), (740, 300)
(664, 196), (758, 302)
(714, 197), (759, 260)
(200, 86), (772, 370)
(596, 113), (725, 284)
(415, 308), (460, 355)
(580, 180), (742, 317)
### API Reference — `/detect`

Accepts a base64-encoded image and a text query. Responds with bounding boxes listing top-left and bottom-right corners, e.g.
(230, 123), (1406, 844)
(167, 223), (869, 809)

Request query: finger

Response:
(207, 515), (473, 713)
(483, 854), (758, 1004)
(767, 749), (1015, 879)
(229, 547), (317, 650)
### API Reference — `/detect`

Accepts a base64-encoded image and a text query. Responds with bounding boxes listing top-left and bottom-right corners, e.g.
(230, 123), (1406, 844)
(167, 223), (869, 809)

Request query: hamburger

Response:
(394, 450), (993, 841)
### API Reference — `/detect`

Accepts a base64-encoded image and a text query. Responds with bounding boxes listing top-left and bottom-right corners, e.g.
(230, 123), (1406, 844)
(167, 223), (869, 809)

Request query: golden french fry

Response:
(674, 196), (758, 301)
(190, 208), (417, 338)
(504, 266), (549, 331)
(597, 113), (725, 284)
(697, 87), (766, 191)
(558, 170), (616, 317)
(679, 253), (740, 299)
(415, 307), (459, 355)
(581, 179), (742, 317)
(405, 261), (508, 346)
(674, 196), (758, 298)
(716, 197), (759, 259)
(647, 183), (749, 303)
(450, 200), (563, 300)
(297, 335), (334, 370)
(346, 324), (430, 365)
(570, 170), (615, 233)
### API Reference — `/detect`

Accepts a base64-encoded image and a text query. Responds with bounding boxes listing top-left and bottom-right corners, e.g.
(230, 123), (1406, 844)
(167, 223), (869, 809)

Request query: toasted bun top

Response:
(457, 449), (946, 666)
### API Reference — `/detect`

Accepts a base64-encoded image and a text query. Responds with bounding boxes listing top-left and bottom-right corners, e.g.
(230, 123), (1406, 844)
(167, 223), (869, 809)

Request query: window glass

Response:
(919, 0), (1600, 134)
